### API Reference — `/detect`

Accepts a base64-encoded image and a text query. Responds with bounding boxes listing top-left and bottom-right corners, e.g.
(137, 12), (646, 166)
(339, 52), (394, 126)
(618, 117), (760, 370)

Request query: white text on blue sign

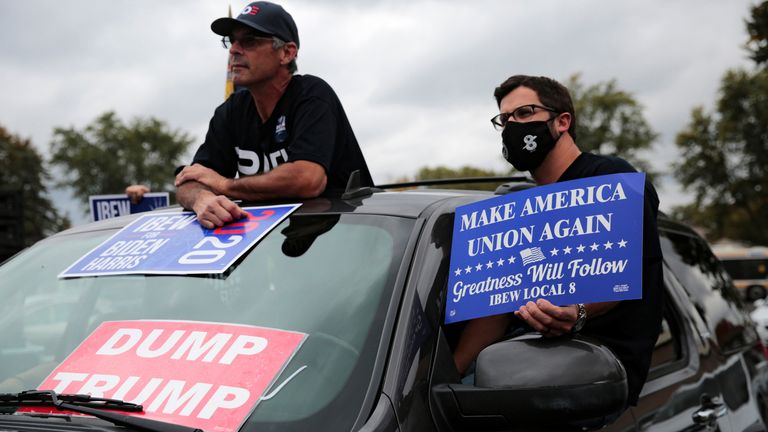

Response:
(445, 173), (645, 324)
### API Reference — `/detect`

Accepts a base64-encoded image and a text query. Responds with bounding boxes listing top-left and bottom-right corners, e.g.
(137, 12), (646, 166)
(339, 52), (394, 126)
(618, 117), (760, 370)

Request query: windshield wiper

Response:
(1, 390), (203, 432)
(1, 390), (143, 411)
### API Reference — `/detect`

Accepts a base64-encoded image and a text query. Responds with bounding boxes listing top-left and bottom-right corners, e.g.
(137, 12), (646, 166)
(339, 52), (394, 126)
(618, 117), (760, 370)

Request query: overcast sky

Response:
(0, 0), (757, 224)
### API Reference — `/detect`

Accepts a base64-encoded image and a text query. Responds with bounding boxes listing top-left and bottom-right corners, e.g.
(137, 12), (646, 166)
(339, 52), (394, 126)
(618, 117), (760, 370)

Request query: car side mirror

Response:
(432, 335), (628, 431)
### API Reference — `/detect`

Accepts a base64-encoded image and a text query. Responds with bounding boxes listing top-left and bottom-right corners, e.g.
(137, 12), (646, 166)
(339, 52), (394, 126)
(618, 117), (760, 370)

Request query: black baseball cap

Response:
(211, 1), (300, 48)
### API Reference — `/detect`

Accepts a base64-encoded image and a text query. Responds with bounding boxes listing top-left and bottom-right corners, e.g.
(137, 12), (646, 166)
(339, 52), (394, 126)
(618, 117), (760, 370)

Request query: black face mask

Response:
(501, 119), (559, 172)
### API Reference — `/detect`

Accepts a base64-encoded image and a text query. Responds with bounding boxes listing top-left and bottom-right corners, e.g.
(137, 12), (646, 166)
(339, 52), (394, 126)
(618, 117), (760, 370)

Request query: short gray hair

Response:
(272, 37), (298, 74)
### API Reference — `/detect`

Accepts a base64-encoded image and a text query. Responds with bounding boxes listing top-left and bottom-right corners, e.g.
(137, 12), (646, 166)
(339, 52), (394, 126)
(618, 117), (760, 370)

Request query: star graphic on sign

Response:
(577, 244), (586, 253)
(508, 256), (516, 264)
(454, 268), (462, 276)
(590, 242), (599, 251)
(563, 246), (572, 254)
(604, 241), (613, 250)
(550, 248), (559, 256)
(497, 258), (505, 267)
(618, 239), (628, 248)
(475, 263), (483, 271)
(486, 261), (494, 269)
(465, 266), (472, 274)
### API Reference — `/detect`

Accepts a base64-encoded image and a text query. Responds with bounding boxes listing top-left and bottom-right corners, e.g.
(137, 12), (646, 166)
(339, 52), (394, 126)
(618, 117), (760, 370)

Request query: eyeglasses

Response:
(221, 34), (275, 50)
(490, 104), (558, 131)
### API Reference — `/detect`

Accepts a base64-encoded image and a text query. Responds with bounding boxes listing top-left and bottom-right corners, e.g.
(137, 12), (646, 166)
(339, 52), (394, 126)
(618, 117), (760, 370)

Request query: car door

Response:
(667, 227), (765, 430)
(630, 264), (733, 431)
(632, 224), (764, 431)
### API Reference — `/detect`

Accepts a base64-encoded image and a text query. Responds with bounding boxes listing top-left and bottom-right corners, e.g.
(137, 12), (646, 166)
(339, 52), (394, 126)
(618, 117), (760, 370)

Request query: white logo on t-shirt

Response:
(235, 147), (289, 175)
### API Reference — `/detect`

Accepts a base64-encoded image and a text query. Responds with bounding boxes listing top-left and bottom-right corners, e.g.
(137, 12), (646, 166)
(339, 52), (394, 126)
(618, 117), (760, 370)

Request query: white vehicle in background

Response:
(752, 299), (768, 345)
(714, 245), (768, 301)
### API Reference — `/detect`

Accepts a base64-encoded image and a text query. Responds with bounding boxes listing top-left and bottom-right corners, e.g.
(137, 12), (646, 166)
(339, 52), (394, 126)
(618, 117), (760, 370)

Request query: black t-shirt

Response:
(191, 74), (373, 193)
(558, 152), (664, 406)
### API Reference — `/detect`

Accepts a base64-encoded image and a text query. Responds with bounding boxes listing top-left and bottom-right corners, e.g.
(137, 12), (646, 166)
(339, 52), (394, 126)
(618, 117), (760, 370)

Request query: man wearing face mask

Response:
(453, 75), (663, 410)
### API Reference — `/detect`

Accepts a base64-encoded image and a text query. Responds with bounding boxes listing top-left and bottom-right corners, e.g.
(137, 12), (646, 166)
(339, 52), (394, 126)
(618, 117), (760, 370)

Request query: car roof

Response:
(53, 179), (690, 242)
(53, 188), (495, 237)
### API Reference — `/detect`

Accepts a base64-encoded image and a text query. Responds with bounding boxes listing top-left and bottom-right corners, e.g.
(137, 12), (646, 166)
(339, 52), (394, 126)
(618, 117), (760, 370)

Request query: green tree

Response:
(0, 126), (70, 245)
(747, 1), (768, 66)
(410, 76), (658, 187)
(566, 74), (658, 177)
(413, 166), (517, 191)
(673, 69), (768, 243)
(49, 111), (194, 205)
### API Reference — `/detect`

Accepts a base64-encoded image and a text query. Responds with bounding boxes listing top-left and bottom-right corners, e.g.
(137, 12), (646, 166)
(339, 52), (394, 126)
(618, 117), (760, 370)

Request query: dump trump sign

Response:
(29, 320), (306, 432)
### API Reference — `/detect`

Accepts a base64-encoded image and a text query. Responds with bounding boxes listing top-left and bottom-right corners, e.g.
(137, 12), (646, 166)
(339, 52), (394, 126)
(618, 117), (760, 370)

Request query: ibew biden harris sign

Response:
(445, 173), (645, 324)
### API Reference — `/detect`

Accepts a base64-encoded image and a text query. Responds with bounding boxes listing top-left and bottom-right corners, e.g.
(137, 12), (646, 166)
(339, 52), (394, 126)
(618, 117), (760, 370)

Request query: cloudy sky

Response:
(0, 0), (757, 224)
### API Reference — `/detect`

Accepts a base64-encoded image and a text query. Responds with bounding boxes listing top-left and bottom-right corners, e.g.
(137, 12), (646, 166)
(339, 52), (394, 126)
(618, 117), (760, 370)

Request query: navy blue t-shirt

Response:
(191, 74), (373, 193)
(558, 152), (664, 406)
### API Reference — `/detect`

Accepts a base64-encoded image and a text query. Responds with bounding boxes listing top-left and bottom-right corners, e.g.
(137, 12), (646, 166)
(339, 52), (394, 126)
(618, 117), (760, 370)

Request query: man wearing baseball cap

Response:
(175, 1), (373, 228)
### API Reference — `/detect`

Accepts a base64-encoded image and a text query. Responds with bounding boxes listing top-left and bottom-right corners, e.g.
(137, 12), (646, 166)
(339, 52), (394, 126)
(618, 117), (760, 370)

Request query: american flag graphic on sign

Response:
(520, 247), (546, 265)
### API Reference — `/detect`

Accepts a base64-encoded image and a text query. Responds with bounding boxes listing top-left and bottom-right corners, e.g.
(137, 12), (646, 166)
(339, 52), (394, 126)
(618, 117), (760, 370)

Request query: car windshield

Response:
(0, 213), (414, 431)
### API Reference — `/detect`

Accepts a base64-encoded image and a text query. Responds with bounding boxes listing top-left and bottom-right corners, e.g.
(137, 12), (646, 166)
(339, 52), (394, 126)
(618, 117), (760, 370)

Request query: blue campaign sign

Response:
(60, 204), (301, 278)
(445, 173), (645, 324)
(89, 193), (171, 222)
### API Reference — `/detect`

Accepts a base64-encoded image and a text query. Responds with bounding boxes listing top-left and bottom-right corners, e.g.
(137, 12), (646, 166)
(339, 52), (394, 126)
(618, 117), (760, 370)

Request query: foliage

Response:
(0, 126), (70, 245)
(49, 111), (193, 205)
(566, 74), (658, 178)
(413, 166), (517, 191)
(747, 1), (768, 66)
(410, 76), (658, 188)
(673, 69), (768, 243)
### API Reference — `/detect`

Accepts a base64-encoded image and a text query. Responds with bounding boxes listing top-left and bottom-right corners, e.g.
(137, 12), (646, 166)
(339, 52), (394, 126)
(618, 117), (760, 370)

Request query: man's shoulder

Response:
(575, 153), (661, 222)
(293, 74), (330, 86)
(221, 88), (253, 110)
(569, 153), (658, 199)
(560, 152), (630, 182)
(578, 152), (637, 175)
(207, 89), (250, 126)
(291, 74), (339, 99)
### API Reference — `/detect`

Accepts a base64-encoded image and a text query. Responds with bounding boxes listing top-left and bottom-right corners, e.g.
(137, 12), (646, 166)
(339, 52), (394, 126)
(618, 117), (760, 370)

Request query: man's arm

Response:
(175, 160), (326, 228)
(515, 299), (618, 337)
(176, 181), (248, 229)
(125, 184), (150, 204)
(176, 160), (327, 201)
(226, 160), (327, 200)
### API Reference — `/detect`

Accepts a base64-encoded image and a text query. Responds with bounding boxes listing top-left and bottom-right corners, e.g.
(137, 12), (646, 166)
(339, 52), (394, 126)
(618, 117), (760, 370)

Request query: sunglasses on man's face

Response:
(221, 34), (274, 50)
(490, 104), (557, 131)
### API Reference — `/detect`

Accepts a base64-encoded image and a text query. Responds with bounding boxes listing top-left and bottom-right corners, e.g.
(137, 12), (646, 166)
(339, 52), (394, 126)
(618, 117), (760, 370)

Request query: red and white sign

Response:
(31, 321), (306, 432)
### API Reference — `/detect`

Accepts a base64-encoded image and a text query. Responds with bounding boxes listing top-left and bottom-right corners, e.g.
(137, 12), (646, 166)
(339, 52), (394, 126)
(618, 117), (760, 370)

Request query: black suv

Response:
(0, 180), (767, 431)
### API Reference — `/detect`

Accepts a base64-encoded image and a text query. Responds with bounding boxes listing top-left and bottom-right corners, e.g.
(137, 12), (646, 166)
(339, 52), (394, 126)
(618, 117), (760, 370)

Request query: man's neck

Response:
(531, 135), (582, 185)
(249, 72), (293, 122)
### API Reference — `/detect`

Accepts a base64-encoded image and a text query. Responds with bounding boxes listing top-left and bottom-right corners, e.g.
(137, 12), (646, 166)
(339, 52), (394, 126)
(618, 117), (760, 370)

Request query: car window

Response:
(660, 230), (755, 352)
(647, 288), (687, 380)
(649, 317), (680, 371)
(0, 214), (415, 432)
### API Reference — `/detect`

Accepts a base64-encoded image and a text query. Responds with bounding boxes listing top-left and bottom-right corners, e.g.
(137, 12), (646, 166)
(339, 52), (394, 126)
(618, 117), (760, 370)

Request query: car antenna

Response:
(341, 170), (382, 200)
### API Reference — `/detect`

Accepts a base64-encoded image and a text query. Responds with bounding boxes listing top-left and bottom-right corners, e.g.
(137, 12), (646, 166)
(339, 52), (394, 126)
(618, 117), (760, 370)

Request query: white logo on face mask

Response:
(523, 135), (538, 152)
